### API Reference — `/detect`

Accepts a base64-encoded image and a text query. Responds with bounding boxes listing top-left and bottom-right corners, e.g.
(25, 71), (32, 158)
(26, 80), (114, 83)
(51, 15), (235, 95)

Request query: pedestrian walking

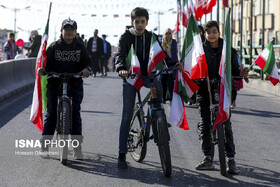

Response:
(4, 33), (20, 60)
(100, 34), (111, 76)
(160, 28), (178, 103)
(87, 29), (104, 77)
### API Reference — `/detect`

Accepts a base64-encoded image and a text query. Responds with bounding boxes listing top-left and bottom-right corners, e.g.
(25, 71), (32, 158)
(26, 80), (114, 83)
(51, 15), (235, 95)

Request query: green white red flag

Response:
(181, 13), (208, 79)
(147, 33), (166, 75)
(214, 8), (231, 130)
(126, 44), (143, 91)
(30, 3), (52, 132)
(168, 70), (199, 130)
(254, 39), (279, 86)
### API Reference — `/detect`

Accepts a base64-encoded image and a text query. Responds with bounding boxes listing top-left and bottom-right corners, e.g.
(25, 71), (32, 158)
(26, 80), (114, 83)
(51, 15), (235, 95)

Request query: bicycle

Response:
(126, 66), (177, 177)
(46, 72), (82, 165)
(197, 76), (242, 176)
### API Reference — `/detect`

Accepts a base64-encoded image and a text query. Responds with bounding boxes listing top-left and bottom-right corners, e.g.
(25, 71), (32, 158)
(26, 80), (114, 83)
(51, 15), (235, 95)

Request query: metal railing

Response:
(234, 45), (280, 74)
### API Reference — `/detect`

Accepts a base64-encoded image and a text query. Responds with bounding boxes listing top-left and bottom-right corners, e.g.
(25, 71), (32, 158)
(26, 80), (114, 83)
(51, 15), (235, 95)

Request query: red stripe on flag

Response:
(255, 56), (266, 70)
(148, 50), (166, 75)
(190, 54), (208, 79)
(267, 76), (280, 86)
(179, 102), (190, 130)
(213, 82), (228, 130)
(134, 77), (143, 91)
(181, 71), (200, 93)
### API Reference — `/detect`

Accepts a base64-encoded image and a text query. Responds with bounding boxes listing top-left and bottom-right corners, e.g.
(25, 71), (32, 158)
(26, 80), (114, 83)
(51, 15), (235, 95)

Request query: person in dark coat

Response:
(100, 34), (111, 76)
(37, 18), (91, 160)
(87, 29), (104, 77)
(24, 30), (42, 57)
(160, 28), (178, 102)
(195, 20), (248, 174)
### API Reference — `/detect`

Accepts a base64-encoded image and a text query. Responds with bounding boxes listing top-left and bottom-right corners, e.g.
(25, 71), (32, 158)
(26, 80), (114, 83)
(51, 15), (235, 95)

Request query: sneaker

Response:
(195, 156), (215, 170)
(40, 138), (49, 158)
(73, 146), (84, 160)
(227, 160), (238, 174)
(118, 153), (128, 169)
(230, 101), (236, 109)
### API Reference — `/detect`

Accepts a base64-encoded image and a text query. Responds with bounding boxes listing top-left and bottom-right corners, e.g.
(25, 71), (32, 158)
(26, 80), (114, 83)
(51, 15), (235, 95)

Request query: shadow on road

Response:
(50, 152), (279, 186)
(0, 89), (32, 128)
(231, 108), (280, 118)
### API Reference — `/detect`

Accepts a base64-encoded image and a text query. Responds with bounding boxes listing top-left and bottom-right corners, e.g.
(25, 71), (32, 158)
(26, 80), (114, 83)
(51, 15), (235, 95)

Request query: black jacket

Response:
(87, 36), (104, 57)
(26, 35), (42, 57)
(197, 38), (240, 98)
(45, 36), (90, 87)
(203, 38), (240, 79)
(115, 28), (154, 76)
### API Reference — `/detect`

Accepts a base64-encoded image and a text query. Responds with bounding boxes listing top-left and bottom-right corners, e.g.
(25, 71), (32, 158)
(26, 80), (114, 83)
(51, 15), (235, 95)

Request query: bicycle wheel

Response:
(128, 107), (147, 162)
(217, 124), (227, 176)
(155, 111), (172, 177)
(59, 100), (71, 165)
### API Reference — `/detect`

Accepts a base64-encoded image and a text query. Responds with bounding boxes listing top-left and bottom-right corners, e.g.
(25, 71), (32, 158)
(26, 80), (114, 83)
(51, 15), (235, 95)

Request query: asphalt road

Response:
(0, 72), (280, 187)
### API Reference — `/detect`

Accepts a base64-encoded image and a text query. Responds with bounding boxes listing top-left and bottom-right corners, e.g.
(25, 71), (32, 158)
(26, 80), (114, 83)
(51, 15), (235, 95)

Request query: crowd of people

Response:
(3, 6), (251, 175)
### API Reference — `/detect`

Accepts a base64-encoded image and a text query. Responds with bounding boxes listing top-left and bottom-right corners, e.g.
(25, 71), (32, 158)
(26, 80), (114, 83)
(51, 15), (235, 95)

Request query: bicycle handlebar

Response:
(45, 72), (83, 79)
(128, 65), (179, 79)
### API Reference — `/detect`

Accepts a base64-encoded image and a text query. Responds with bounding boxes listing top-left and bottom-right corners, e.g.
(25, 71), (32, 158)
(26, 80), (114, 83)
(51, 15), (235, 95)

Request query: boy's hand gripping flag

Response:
(214, 8), (231, 130)
(30, 3), (51, 132)
(126, 45), (143, 91)
(147, 33), (166, 75)
(254, 38), (279, 86)
(181, 13), (208, 80)
(168, 70), (199, 130)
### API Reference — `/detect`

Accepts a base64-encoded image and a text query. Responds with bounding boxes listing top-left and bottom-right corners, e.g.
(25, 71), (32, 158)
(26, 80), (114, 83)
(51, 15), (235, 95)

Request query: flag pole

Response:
(40, 2), (52, 68)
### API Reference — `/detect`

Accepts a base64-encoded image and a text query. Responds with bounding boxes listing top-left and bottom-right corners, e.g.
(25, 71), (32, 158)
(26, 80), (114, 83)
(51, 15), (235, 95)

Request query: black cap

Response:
(61, 18), (77, 30)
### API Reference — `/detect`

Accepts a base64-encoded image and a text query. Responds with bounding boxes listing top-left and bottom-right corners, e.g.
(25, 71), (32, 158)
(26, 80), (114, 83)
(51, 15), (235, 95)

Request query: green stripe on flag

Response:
(181, 14), (199, 62)
(263, 42), (275, 76)
(126, 46), (132, 71)
(225, 8), (232, 99)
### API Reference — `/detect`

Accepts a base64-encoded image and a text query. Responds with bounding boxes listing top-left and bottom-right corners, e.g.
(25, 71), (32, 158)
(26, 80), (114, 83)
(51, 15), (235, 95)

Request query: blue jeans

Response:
(118, 76), (163, 154)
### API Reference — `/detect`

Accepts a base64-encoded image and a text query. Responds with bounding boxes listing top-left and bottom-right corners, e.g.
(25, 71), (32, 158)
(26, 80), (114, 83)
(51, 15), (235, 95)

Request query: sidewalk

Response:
(244, 79), (280, 96)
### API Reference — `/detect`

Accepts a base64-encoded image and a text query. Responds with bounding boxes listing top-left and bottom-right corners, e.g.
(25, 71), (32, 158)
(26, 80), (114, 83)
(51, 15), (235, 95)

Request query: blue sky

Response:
(0, 0), (178, 46)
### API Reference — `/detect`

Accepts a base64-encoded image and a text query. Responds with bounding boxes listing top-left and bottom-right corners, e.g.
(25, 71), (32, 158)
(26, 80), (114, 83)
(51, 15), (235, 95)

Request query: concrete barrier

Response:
(244, 79), (280, 96)
(0, 58), (36, 102)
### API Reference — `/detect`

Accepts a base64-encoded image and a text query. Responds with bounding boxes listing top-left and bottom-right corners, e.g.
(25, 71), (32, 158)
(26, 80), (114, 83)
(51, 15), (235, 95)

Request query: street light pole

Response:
(0, 5), (31, 34)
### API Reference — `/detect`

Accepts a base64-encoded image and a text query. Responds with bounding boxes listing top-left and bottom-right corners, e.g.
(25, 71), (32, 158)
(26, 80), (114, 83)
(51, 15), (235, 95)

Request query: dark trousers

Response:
(100, 56), (109, 74)
(197, 93), (236, 158)
(161, 73), (174, 101)
(90, 52), (100, 75)
(42, 84), (84, 136)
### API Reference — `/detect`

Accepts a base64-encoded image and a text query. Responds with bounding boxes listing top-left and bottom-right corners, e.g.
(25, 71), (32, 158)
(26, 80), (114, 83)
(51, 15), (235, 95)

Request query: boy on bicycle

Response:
(195, 21), (248, 174)
(115, 7), (171, 169)
(38, 18), (91, 160)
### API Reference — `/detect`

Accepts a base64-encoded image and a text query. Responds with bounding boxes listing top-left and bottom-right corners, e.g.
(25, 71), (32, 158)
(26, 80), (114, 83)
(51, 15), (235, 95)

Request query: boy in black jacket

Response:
(38, 18), (91, 160)
(195, 21), (248, 174)
(116, 7), (166, 169)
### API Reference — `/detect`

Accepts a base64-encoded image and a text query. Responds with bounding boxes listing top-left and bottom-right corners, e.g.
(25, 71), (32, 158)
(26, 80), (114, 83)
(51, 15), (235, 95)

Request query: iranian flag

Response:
(174, 0), (181, 33)
(169, 70), (199, 130)
(147, 33), (166, 75)
(181, 13), (208, 79)
(30, 3), (51, 132)
(182, 0), (193, 27)
(214, 8), (231, 130)
(126, 45), (143, 91)
(254, 39), (280, 86)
